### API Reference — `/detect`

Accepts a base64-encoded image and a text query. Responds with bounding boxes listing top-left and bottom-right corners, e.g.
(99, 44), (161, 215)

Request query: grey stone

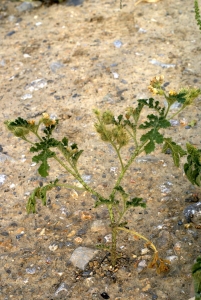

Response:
(157, 230), (170, 249)
(16, 2), (33, 13)
(0, 153), (15, 162)
(135, 155), (159, 163)
(50, 62), (65, 73)
(183, 202), (201, 223)
(69, 247), (99, 270)
(55, 283), (69, 295)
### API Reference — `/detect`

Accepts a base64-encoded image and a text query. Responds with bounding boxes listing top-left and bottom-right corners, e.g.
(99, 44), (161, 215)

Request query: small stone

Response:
(55, 283), (69, 295)
(113, 40), (122, 48)
(69, 247), (99, 270)
(0, 174), (6, 185)
(165, 255), (178, 262)
(49, 243), (58, 251)
(183, 202), (201, 223)
(101, 292), (110, 299)
(81, 211), (93, 220)
(84, 277), (95, 287)
(6, 30), (16, 37)
(74, 237), (83, 243)
(141, 248), (149, 255)
(50, 62), (65, 73)
(1, 231), (9, 236)
(26, 267), (36, 274)
(157, 230), (170, 248)
(16, 2), (33, 12)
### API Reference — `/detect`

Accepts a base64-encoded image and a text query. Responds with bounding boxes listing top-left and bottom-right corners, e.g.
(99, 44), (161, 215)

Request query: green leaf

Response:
(192, 256), (201, 300)
(32, 149), (55, 177)
(114, 185), (128, 199)
(72, 150), (84, 164)
(138, 98), (165, 115)
(62, 137), (68, 146)
(184, 143), (201, 186)
(162, 138), (186, 167)
(26, 179), (59, 213)
(139, 114), (170, 130)
(126, 197), (146, 208)
(140, 129), (164, 154)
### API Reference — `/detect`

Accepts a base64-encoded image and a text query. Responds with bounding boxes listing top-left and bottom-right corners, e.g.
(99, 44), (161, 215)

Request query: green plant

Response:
(184, 143), (201, 300)
(4, 76), (201, 269)
(195, 0), (201, 32)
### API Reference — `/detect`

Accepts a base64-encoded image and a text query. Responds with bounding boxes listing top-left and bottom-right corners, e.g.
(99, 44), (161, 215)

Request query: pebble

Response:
(16, 2), (34, 13)
(6, 31), (16, 37)
(157, 230), (170, 248)
(113, 40), (122, 48)
(0, 174), (6, 185)
(26, 267), (36, 274)
(55, 283), (69, 295)
(183, 202), (201, 223)
(49, 243), (58, 251)
(21, 94), (32, 100)
(169, 119), (180, 126)
(149, 59), (176, 68)
(165, 255), (178, 262)
(84, 277), (95, 287)
(101, 292), (110, 299)
(50, 61), (65, 73)
(25, 79), (47, 92)
(69, 247), (99, 270)
(0, 153), (14, 162)
(135, 156), (159, 163)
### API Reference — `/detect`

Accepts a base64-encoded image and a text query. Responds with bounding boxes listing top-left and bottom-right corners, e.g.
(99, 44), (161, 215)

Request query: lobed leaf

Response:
(162, 138), (186, 167)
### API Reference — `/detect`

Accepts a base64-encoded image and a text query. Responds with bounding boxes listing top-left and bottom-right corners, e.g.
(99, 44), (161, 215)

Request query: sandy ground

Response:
(0, 0), (201, 299)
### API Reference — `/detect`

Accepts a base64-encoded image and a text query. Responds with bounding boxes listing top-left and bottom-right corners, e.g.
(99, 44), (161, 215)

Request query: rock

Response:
(157, 230), (170, 249)
(135, 155), (159, 163)
(0, 153), (15, 162)
(16, 2), (34, 13)
(0, 174), (7, 185)
(69, 247), (99, 270)
(183, 202), (201, 223)
(50, 61), (65, 73)
(55, 283), (69, 295)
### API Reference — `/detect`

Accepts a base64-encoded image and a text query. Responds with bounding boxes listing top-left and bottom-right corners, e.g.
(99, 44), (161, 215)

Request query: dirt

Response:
(0, 0), (201, 299)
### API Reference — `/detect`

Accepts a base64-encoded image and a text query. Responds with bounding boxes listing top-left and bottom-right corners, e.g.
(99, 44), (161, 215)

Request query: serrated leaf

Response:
(114, 185), (128, 198)
(139, 114), (170, 129)
(62, 137), (68, 146)
(162, 138), (186, 167)
(184, 143), (201, 186)
(32, 149), (55, 177)
(140, 129), (164, 154)
(192, 256), (201, 299)
(72, 150), (83, 164)
(126, 197), (146, 208)
(26, 179), (59, 213)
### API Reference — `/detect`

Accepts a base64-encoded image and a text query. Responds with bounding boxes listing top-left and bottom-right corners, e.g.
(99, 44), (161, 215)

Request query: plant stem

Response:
(54, 155), (104, 200)
(111, 224), (118, 266)
(55, 183), (85, 191)
(117, 227), (157, 253)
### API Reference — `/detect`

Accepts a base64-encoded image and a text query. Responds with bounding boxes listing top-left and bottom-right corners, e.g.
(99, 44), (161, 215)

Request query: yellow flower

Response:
(42, 113), (50, 119)
(169, 90), (177, 96)
(28, 120), (35, 125)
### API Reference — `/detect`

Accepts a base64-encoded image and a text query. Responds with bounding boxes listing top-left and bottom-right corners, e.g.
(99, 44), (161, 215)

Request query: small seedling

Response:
(5, 76), (200, 269)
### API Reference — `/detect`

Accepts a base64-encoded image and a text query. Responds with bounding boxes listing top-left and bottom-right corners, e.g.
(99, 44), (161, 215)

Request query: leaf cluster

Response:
(26, 179), (59, 213)
(184, 143), (201, 186)
(4, 117), (38, 138)
(192, 256), (201, 300)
